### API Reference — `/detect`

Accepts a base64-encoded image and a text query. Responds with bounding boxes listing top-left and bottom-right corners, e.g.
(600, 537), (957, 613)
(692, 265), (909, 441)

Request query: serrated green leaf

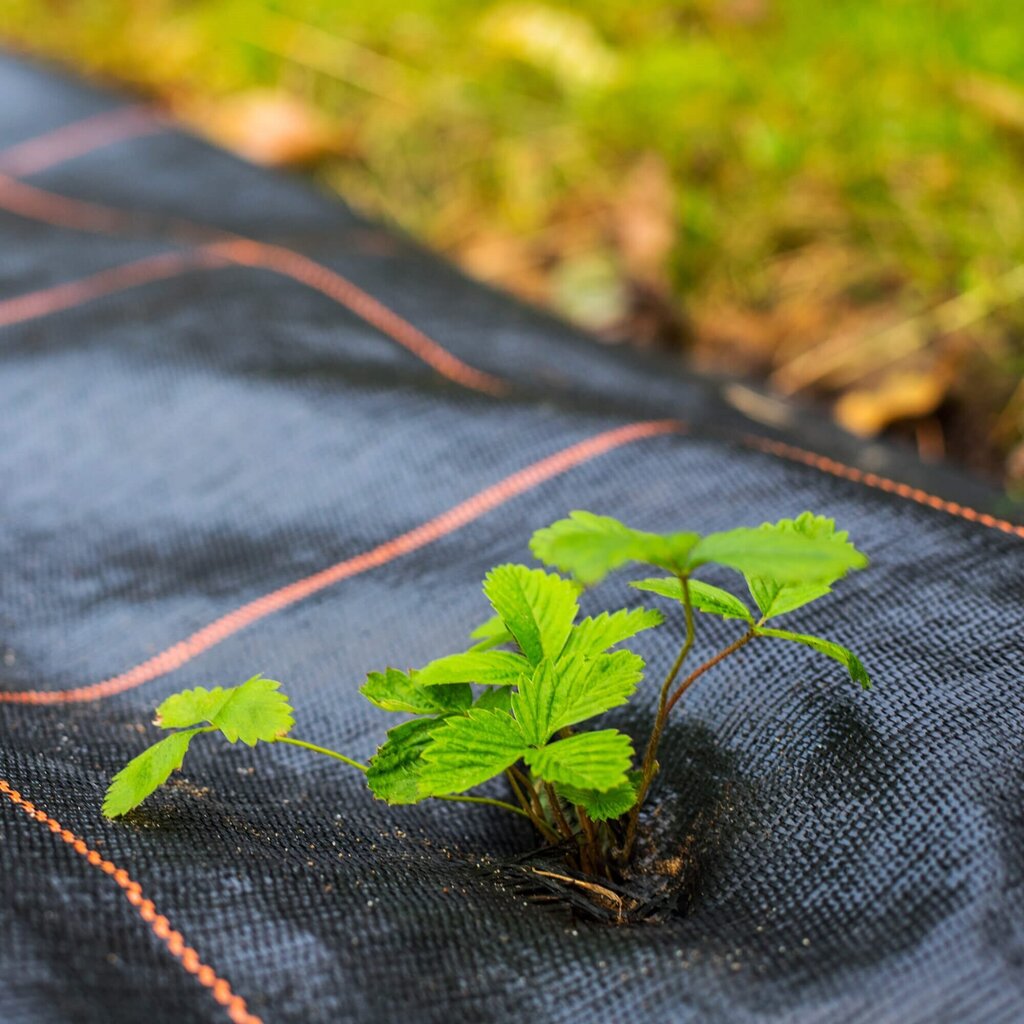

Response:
(510, 661), (552, 747)
(212, 678), (295, 745)
(744, 514), (864, 619)
(757, 626), (871, 689)
(512, 653), (643, 745)
(748, 578), (833, 620)
(360, 668), (471, 715)
(556, 775), (638, 822)
(530, 511), (699, 584)
(367, 717), (449, 805)
(415, 650), (531, 687)
(561, 607), (663, 658)
(418, 710), (527, 796)
(691, 519), (867, 584)
(474, 686), (514, 713)
(630, 577), (753, 622)
(482, 564), (579, 664)
(102, 728), (204, 818)
(524, 730), (634, 791)
(156, 687), (230, 728)
(468, 614), (514, 651)
(155, 675), (294, 746)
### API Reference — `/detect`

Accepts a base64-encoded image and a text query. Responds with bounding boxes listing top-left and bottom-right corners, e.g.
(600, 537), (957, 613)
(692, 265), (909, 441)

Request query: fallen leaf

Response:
(615, 153), (675, 286)
(834, 368), (950, 437)
(957, 74), (1024, 136)
(180, 89), (345, 166)
(478, 3), (620, 91)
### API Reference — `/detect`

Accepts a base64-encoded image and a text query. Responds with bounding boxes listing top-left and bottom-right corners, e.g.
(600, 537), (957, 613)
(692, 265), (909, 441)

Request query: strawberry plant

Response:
(105, 510), (869, 895)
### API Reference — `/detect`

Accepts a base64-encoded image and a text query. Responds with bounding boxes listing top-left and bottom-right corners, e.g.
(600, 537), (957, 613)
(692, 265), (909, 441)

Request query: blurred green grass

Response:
(3, 1), (1024, 493)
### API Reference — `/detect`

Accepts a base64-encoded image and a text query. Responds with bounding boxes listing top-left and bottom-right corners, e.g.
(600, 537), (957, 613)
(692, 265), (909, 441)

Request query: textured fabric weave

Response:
(1, 53), (1022, 1024)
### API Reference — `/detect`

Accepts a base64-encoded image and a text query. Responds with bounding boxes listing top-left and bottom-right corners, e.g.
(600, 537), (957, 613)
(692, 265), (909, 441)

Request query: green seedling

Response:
(105, 510), (870, 881)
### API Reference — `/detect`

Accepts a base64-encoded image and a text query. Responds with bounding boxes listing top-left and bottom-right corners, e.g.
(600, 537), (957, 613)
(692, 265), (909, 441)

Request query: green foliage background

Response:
(3, 1), (1023, 491)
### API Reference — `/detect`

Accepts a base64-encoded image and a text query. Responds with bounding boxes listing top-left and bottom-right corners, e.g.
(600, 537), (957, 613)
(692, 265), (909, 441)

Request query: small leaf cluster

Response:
(103, 675), (294, 818)
(363, 564), (661, 821)
(537, 513), (869, 679)
(104, 509), (871, 880)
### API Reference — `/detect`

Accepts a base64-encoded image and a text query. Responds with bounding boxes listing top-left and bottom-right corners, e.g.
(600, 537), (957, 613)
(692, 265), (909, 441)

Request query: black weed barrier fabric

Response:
(1, 53), (1023, 1024)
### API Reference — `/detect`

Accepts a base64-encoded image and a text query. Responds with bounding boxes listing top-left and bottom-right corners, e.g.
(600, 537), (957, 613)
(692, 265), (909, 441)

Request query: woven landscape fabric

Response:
(1, 53), (1023, 1024)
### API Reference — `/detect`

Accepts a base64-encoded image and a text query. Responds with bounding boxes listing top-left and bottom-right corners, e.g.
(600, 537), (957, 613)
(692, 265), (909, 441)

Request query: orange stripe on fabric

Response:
(209, 239), (506, 394)
(0, 105), (163, 176)
(0, 171), (140, 232)
(741, 435), (1024, 540)
(0, 176), (504, 393)
(0, 778), (262, 1024)
(0, 420), (683, 705)
(0, 249), (229, 328)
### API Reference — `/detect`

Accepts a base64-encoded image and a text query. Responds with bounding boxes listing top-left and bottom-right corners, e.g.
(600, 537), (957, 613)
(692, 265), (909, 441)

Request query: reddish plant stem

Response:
(544, 780), (575, 841)
(575, 805), (602, 875)
(665, 629), (755, 714)
(507, 767), (560, 843)
(621, 617), (756, 863)
(620, 577), (695, 861)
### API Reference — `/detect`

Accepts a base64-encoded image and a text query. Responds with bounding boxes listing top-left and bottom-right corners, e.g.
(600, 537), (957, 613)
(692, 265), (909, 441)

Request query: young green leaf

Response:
(530, 511), (699, 584)
(560, 607), (663, 658)
(556, 775), (639, 822)
(418, 710), (527, 796)
(155, 675), (294, 746)
(102, 728), (204, 818)
(473, 686), (514, 713)
(690, 519), (867, 584)
(360, 668), (471, 715)
(415, 650), (531, 687)
(482, 564), (579, 664)
(630, 577), (753, 622)
(367, 717), (449, 805)
(156, 687), (231, 729)
(468, 614), (514, 651)
(757, 626), (871, 689)
(524, 729), (634, 791)
(744, 514), (863, 619)
(512, 653), (642, 745)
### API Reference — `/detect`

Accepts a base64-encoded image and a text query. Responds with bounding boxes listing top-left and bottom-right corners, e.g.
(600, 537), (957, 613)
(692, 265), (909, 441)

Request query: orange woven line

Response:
(0, 175), (504, 392)
(0, 171), (139, 232)
(0, 419), (682, 705)
(0, 249), (228, 328)
(0, 778), (262, 1024)
(210, 239), (507, 394)
(0, 105), (162, 176)
(742, 435), (1024, 540)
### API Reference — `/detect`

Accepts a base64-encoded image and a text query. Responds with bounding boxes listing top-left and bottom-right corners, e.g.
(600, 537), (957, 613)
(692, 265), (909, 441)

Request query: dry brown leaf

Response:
(180, 90), (344, 166)
(957, 74), (1024, 136)
(530, 869), (628, 920)
(834, 368), (950, 437)
(457, 231), (550, 301)
(615, 153), (675, 286)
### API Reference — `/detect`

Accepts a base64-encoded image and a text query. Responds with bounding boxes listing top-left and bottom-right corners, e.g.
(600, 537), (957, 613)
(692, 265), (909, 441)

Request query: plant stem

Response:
(435, 793), (532, 820)
(506, 769), (561, 842)
(276, 736), (369, 772)
(278, 738), (529, 823)
(544, 781), (575, 841)
(660, 576), (697, 706)
(505, 768), (533, 815)
(511, 764), (548, 826)
(664, 629), (755, 714)
(622, 613), (755, 863)
(622, 576), (696, 857)
(510, 765), (562, 843)
(575, 805), (602, 876)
